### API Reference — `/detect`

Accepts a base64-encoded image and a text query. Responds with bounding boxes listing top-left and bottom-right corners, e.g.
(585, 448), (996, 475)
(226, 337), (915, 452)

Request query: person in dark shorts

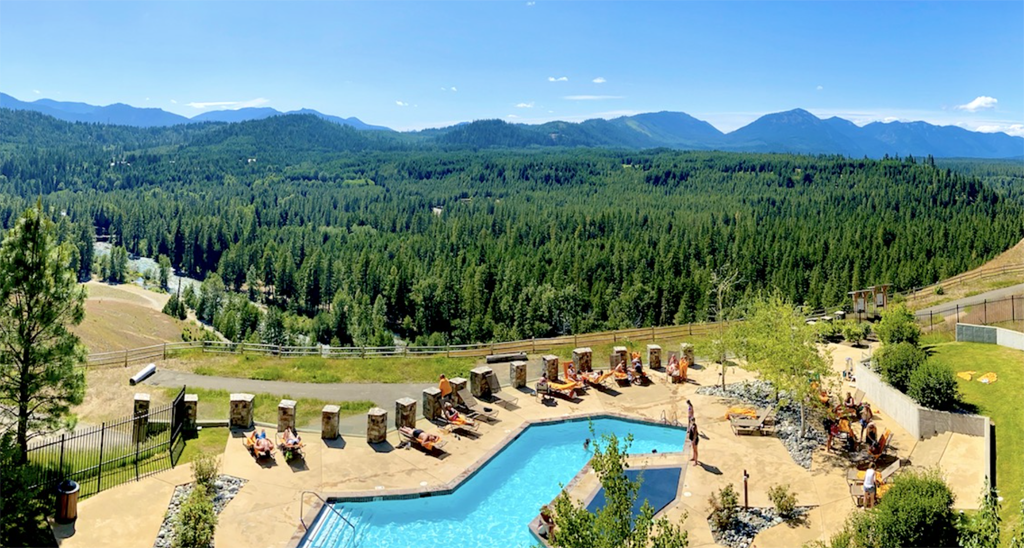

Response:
(687, 419), (700, 465)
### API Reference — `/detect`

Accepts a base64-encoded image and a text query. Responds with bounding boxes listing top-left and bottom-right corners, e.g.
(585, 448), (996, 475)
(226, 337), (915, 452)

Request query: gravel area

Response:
(709, 506), (813, 548)
(696, 380), (827, 469)
(153, 475), (247, 548)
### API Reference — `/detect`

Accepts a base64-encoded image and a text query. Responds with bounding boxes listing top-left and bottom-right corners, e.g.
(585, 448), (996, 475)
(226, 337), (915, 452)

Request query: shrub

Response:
(708, 484), (738, 531)
(841, 321), (869, 346)
(875, 342), (927, 392)
(816, 320), (842, 341)
(768, 484), (797, 519)
(935, 285), (945, 296)
(875, 303), (921, 346)
(192, 453), (220, 494)
(958, 482), (1000, 548)
(172, 484), (217, 548)
(850, 468), (958, 548)
(908, 360), (960, 411)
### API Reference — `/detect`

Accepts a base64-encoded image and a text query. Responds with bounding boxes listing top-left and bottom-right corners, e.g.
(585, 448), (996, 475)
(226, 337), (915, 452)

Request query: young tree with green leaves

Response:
(874, 303), (921, 346)
(958, 481), (1001, 548)
(158, 254), (172, 290)
(550, 430), (688, 548)
(736, 292), (833, 434)
(0, 205), (87, 463)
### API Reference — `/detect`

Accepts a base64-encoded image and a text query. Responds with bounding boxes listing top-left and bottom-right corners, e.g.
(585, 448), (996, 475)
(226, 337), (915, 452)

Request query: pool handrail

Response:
(300, 490), (355, 532)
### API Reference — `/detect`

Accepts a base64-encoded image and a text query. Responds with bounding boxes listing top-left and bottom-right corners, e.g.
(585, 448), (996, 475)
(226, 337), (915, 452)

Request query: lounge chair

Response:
(244, 431), (275, 459)
(867, 430), (892, 462)
(456, 387), (499, 420)
(730, 407), (775, 436)
(536, 379), (578, 401)
(850, 474), (892, 507)
(277, 431), (306, 460)
(586, 370), (615, 389)
(399, 426), (448, 453)
(563, 361), (588, 390)
(485, 371), (519, 409)
(437, 411), (479, 434)
(847, 459), (900, 484)
(851, 389), (866, 408)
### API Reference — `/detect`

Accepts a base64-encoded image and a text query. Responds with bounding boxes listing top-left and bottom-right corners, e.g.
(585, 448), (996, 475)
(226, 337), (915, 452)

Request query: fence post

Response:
(1013, 295), (1017, 323)
(956, 304), (960, 324)
(124, 349), (129, 368)
(163, 343), (167, 361)
(135, 430), (141, 481)
(97, 422), (106, 494)
(689, 323), (692, 336)
(930, 311), (933, 331)
(532, 337), (536, 353)
(984, 300), (988, 325)
(651, 325), (655, 340)
(613, 333), (617, 343)
(58, 433), (66, 480)
(447, 344), (450, 359)
(574, 334), (578, 347)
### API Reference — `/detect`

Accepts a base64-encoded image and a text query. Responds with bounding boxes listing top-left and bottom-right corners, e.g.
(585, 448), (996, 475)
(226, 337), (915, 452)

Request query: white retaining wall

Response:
(957, 323), (1024, 351)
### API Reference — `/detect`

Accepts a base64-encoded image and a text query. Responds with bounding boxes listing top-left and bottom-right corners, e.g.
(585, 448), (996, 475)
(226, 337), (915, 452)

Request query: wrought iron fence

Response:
(915, 295), (1024, 333)
(24, 386), (187, 501)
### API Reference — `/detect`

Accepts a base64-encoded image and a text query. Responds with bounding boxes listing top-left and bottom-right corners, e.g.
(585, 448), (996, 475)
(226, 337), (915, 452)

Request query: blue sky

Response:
(1, 1), (1022, 134)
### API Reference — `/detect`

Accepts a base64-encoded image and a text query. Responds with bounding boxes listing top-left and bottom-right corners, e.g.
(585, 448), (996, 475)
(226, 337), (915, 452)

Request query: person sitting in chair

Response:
(443, 401), (475, 426)
(631, 354), (644, 384)
(566, 364), (582, 383)
(666, 354), (680, 378)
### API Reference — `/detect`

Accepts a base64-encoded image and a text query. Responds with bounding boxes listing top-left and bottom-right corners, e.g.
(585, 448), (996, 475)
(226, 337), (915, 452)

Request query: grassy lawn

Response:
(927, 342), (1023, 538)
(159, 387), (374, 429)
(178, 426), (229, 465)
(185, 352), (478, 383)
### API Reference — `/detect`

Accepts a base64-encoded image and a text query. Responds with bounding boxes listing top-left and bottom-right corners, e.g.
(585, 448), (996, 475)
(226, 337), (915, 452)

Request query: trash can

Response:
(56, 479), (80, 523)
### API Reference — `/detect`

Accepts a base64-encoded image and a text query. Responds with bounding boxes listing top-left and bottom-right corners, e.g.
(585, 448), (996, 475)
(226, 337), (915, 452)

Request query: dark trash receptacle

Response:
(56, 480), (80, 523)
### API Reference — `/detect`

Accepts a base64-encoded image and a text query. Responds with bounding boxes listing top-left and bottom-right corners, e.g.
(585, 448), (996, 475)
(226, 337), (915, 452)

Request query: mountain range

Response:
(2, 92), (1021, 158)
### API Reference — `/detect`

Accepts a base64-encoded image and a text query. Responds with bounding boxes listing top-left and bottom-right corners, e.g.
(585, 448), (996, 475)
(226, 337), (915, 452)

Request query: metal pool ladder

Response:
(300, 491), (364, 547)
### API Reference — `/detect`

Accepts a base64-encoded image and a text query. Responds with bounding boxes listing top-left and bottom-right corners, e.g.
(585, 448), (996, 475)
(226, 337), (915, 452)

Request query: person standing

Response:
(863, 466), (877, 508)
(687, 419), (700, 466)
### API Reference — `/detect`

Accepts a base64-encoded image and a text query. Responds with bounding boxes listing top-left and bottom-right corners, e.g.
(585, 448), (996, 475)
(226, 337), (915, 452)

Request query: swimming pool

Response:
(299, 417), (685, 548)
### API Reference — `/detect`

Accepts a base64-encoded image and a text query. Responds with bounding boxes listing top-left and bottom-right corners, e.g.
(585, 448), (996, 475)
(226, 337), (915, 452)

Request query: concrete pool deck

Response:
(54, 343), (987, 548)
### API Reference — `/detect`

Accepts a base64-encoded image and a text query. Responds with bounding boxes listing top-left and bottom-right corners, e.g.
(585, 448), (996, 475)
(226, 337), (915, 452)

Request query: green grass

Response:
(159, 387), (373, 428)
(189, 352), (477, 383)
(927, 342), (1023, 540)
(177, 426), (229, 465)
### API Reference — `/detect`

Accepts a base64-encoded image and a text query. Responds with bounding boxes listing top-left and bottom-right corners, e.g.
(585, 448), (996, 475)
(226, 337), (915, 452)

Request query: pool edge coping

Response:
(288, 411), (687, 548)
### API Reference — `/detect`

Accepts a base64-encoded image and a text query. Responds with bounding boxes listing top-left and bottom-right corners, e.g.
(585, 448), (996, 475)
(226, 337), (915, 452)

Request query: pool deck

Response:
(53, 342), (987, 548)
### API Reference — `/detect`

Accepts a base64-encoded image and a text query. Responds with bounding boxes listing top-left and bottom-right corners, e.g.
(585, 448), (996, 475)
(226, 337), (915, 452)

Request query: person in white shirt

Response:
(863, 466), (877, 508)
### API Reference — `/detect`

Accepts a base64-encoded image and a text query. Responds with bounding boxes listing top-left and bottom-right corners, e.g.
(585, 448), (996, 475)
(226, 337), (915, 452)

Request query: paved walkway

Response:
(916, 282), (1024, 315)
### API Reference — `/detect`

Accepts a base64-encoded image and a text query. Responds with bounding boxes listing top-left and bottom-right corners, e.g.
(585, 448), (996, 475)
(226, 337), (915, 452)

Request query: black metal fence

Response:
(24, 386), (188, 501)
(916, 295), (1024, 333)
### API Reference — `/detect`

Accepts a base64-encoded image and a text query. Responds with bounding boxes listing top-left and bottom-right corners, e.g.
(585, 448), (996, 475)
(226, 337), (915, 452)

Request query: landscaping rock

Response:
(697, 381), (827, 469)
(707, 506), (812, 548)
(153, 474), (247, 548)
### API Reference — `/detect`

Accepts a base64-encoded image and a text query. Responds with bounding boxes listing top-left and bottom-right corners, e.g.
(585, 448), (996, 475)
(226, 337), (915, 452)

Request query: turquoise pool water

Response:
(300, 417), (685, 548)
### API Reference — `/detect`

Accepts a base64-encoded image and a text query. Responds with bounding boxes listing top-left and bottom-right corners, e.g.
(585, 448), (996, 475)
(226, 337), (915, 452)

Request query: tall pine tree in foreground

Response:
(0, 204), (87, 463)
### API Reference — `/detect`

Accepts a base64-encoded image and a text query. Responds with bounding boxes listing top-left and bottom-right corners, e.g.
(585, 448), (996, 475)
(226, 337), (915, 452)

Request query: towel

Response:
(726, 406), (758, 420)
(956, 371), (975, 381)
(977, 372), (997, 384)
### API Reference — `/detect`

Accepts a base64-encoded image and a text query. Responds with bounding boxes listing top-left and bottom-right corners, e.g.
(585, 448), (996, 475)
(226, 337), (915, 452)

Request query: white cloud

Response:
(974, 123), (1024, 137)
(526, 1), (535, 5)
(440, 87), (446, 91)
(170, 99), (177, 104)
(816, 85), (823, 91)
(516, 102), (534, 108)
(507, 114), (519, 118)
(451, 86), (457, 92)
(32, 89), (40, 95)
(186, 98), (268, 110)
(955, 96), (998, 112)
(563, 95), (624, 101)
(592, 77), (607, 84)
(548, 76), (569, 82)
(396, 101), (409, 107)
(145, 97), (151, 101)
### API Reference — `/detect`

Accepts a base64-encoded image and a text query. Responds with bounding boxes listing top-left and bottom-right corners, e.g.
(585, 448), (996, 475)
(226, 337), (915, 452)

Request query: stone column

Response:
(510, 360), (527, 388)
(423, 387), (443, 420)
(470, 366), (493, 398)
(572, 347), (593, 373)
(230, 393), (255, 429)
(647, 344), (662, 369)
(450, 377), (468, 404)
(133, 393), (150, 443)
(681, 343), (695, 368)
(278, 399), (296, 433)
(613, 346), (628, 368)
(183, 394), (198, 431)
(395, 398), (417, 430)
(542, 355), (560, 380)
(366, 407), (387, 444)
(322, 405), (340, 440)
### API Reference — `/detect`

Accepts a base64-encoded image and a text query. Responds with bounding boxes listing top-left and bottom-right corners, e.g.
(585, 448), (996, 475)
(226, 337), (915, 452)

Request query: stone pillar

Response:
(613, 346), (628, 368)
(681, 343), (695, 368)
(230, 393), (255, 429)
(423, 387), (443, 420)
(450, 378), (468, 405)
(647, 344), (662, 370)
(470, 366), (493, 398)
(183, 394), (198, 431)
(542, 355), (560, 380)
(366, 407), (387, 444)
(450, 377), (468, 403)
(572, 347), (593, 373)
(278, 399), (296, 433)
(133, 393), (150, 443)
(322, 405), (340, 440)
(395, 397), (417, 430)
(510, 360), (527, 388)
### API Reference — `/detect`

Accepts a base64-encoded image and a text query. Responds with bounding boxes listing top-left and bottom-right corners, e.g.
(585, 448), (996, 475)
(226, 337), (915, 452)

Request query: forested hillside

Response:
(1, 109), (1021, 346)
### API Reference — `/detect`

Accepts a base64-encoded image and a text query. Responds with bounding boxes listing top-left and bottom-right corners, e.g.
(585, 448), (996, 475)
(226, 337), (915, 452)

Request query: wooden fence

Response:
(901, 264), (1024, 302)
(84, 321), (725, 368)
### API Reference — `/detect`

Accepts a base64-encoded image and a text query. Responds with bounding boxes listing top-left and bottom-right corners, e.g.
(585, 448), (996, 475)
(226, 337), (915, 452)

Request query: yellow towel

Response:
(977, 372), (997, 384)
(956, 371), (975, 381)
(726, 406), (758, 420)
